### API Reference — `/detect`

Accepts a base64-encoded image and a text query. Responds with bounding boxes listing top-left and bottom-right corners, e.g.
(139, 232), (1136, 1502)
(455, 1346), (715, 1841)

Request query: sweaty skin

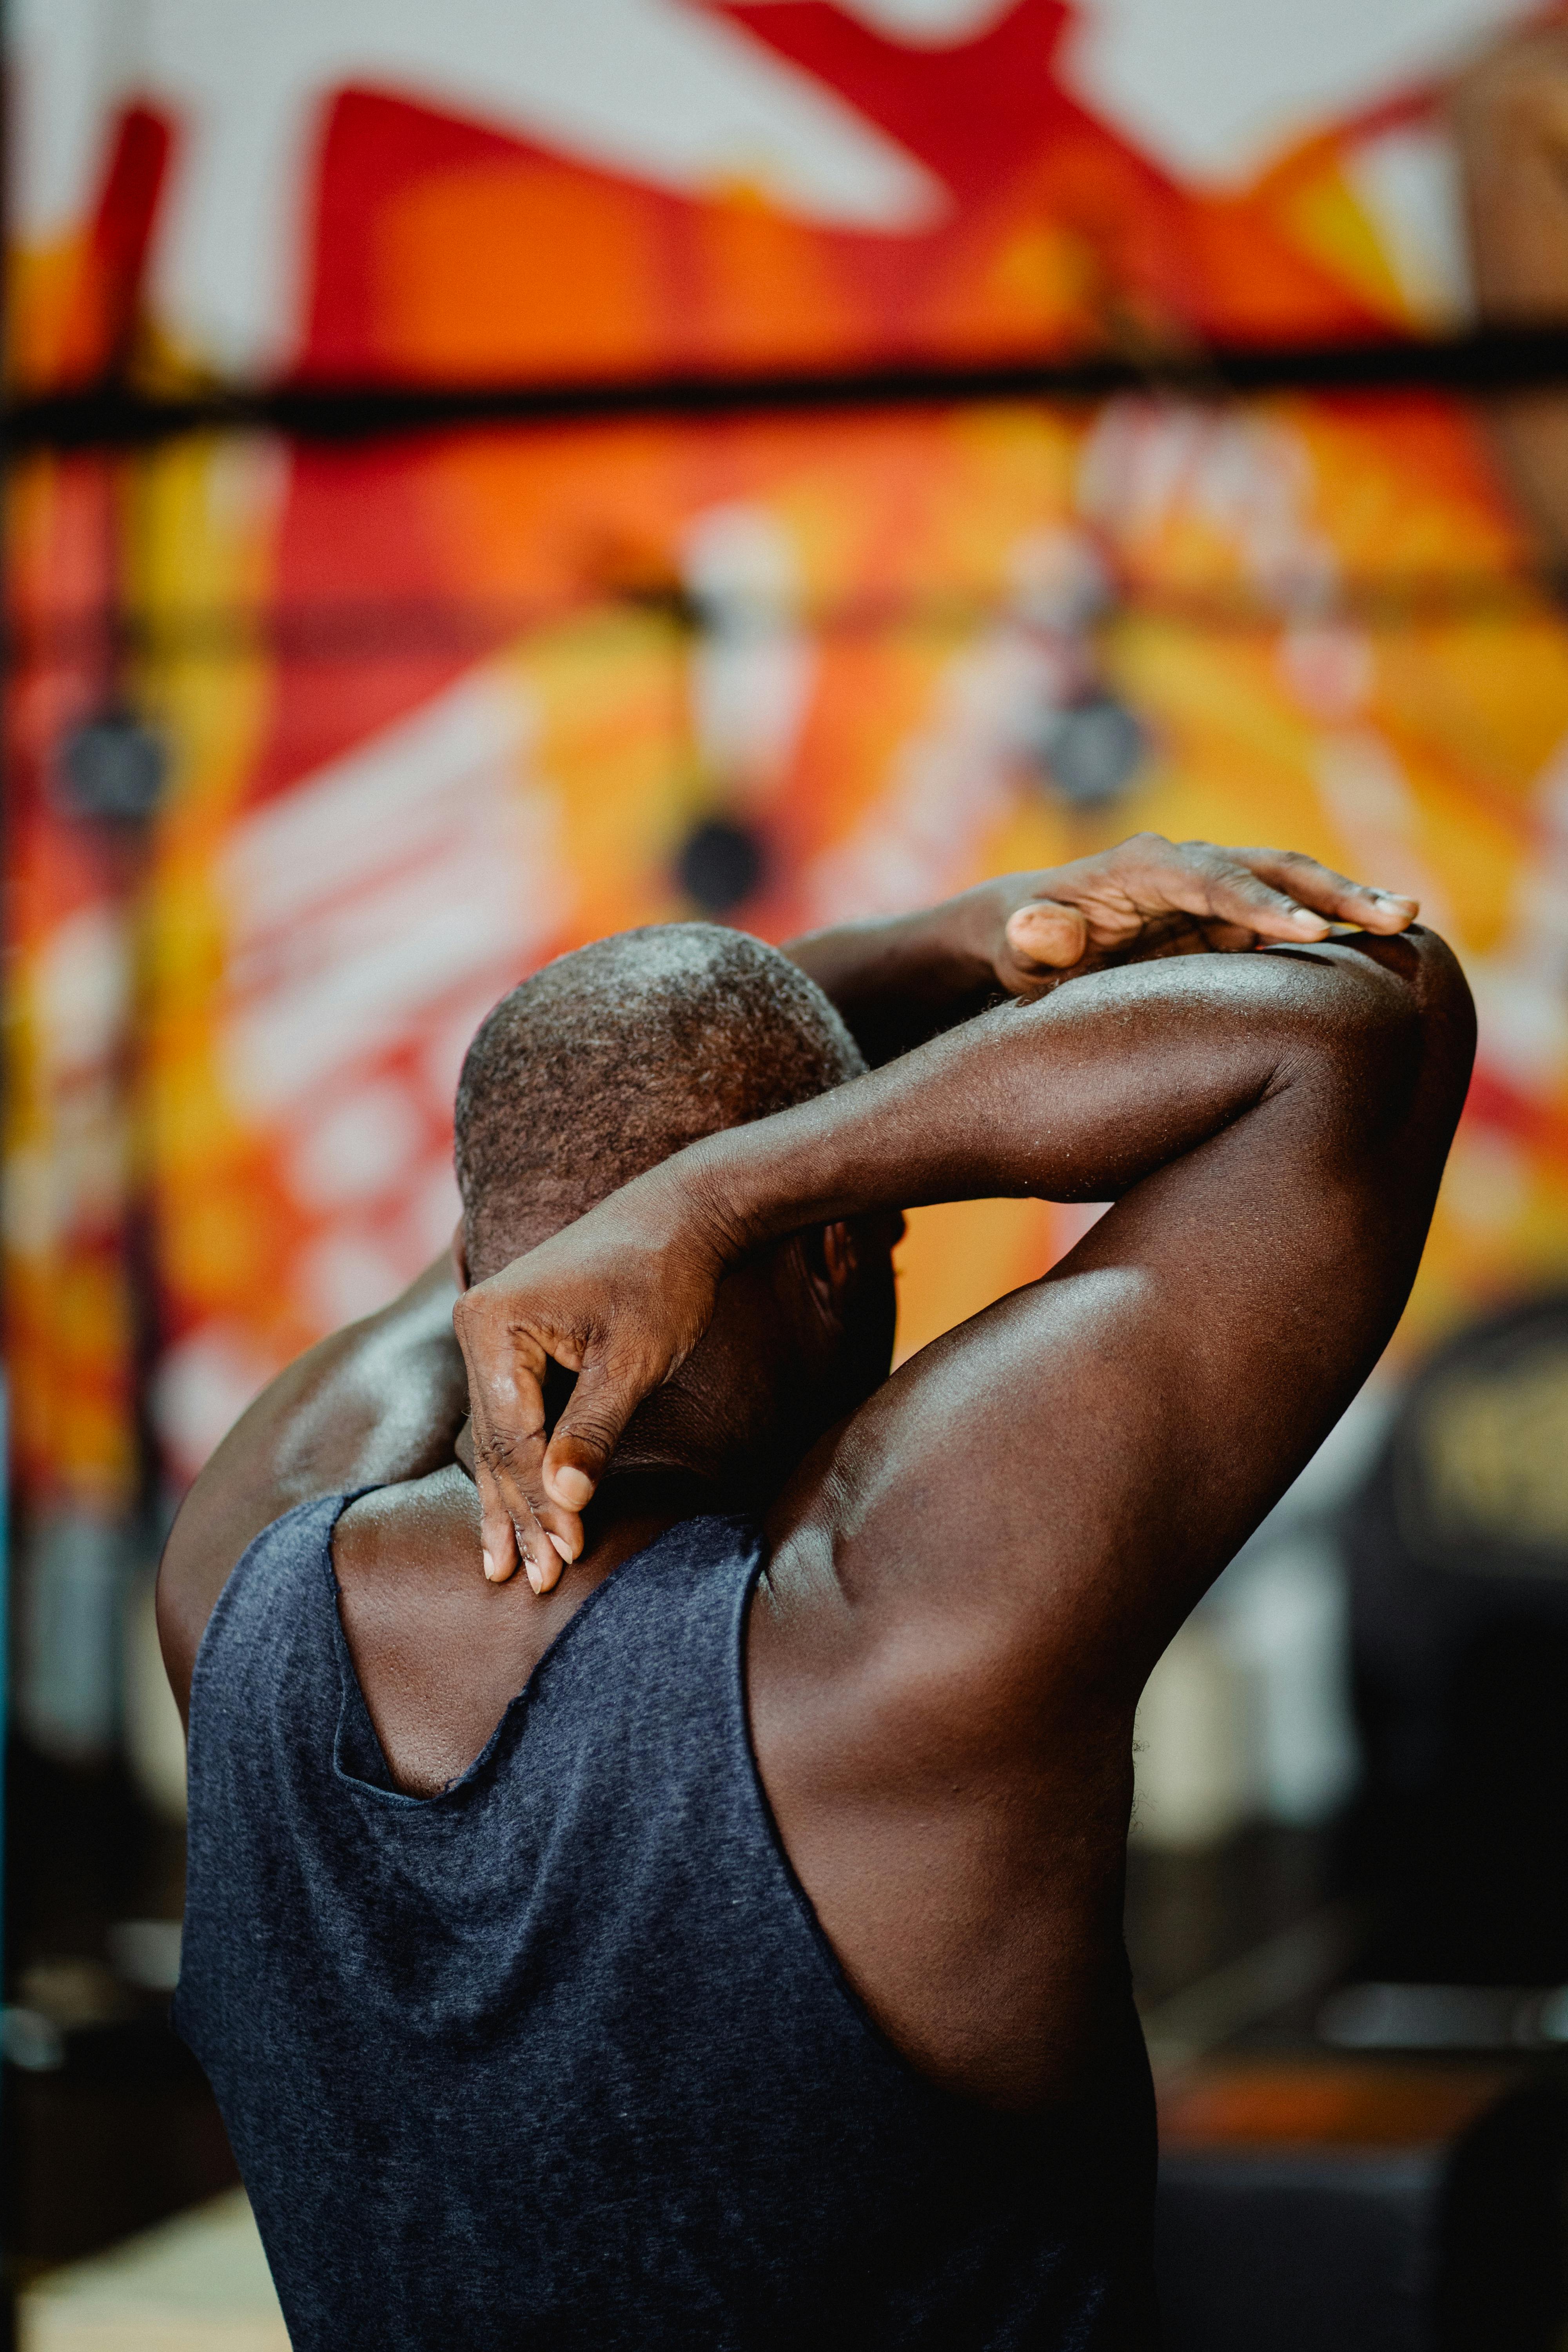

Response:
(160, 836), (1468, 2111)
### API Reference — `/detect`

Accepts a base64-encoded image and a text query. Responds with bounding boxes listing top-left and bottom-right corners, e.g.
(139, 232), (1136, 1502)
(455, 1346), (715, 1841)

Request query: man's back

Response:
(162, 840), (1473, 2347)
(177, 1492), (1157, 2352)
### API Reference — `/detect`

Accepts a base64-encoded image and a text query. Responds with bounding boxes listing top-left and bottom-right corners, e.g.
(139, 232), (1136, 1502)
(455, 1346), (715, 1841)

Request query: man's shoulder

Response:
(335, 1464), (475, 1583)
(332, 1463), (505, 1696)
(157, 1465), (336, 1727)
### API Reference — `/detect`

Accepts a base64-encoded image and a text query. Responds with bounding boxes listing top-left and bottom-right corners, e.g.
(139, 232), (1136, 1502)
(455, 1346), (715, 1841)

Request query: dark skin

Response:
(159, 834), (1470, 2109)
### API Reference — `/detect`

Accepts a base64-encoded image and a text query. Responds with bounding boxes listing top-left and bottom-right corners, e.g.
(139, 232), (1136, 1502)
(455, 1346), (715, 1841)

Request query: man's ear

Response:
(808, 1214), (902, 1307)
(793, 1222), (849, 1329)
(451, 1219), (470, 1293)
(812, 1220), (857, 1316)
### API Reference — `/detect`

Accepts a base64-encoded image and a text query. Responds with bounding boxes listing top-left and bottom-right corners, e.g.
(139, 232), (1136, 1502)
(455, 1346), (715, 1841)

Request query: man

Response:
(160, 834), (1472, 2350)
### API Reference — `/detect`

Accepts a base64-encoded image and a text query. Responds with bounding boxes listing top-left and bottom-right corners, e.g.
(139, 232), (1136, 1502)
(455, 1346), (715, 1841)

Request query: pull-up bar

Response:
(8, 322), (1568, 452)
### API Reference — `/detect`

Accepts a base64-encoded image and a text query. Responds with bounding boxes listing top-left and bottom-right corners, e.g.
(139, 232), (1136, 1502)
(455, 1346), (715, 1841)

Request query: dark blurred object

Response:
(3, 1742), (235, 2277)
(1128, 1824), (1339, 2018)
(1029, 691), (1147, 809)
(1347, 1295), (1568, 1984)
(1156, 2060), (1568, 2351)
(1321, 1980), (1568, 2052)
(4, 2019), (238, 2270)
(58, 709), (167, 824)
(675, 815), (766, 915)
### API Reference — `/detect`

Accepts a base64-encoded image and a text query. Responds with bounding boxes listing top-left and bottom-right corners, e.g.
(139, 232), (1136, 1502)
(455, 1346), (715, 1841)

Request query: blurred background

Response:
(13, 2), (1568, 2345)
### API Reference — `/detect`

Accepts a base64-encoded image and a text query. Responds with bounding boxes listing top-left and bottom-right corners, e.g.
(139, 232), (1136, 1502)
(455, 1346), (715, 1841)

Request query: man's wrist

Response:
(665, 1129), (774, 1267)
(789, 900), (989, 1001)
(675, 1115), (815, 1265)
(787, 885), (1025, 1066)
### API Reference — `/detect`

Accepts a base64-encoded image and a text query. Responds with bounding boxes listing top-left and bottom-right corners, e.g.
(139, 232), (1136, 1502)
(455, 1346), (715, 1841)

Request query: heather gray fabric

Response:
(176, 1493), (1158, 2349)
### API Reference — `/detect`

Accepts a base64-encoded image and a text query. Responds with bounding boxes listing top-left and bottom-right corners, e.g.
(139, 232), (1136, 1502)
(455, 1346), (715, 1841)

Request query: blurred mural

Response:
(9, 0), (1568, 1765)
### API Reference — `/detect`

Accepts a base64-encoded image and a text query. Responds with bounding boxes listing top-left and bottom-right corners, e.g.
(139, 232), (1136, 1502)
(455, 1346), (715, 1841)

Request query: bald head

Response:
(454, 924), (864, 1281)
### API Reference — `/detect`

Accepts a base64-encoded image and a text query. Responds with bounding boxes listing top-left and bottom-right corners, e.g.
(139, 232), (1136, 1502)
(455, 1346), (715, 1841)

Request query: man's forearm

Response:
(783, 894), (1007, 1066)
(694, 945), (1408, 1250)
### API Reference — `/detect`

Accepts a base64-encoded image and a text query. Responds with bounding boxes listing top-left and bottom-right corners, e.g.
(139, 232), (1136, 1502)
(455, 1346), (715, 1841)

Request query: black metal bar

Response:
(9, 323), (1568, 452)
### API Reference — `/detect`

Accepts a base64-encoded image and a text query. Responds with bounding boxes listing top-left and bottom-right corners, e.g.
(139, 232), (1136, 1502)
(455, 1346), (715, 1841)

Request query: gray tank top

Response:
(176, 1494), (1157, 2348)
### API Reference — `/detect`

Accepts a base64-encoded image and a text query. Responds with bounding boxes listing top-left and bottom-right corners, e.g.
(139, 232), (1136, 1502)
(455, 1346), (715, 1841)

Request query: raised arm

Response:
(456, 924), (1472, 1661)
(456, 831), (1423, 1586)
(746, 929), (1470, 2107)
(157, 1256), (467, 1720)
(756, 929), (1471, 1692)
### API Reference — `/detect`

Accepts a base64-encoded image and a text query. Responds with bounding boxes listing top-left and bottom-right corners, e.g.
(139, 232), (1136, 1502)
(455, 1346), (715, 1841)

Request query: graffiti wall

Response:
(8, 0), (1568, 1744)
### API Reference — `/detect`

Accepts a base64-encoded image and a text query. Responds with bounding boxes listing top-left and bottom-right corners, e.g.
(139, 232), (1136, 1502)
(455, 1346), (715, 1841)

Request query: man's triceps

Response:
(779, 933), (1473, 1700)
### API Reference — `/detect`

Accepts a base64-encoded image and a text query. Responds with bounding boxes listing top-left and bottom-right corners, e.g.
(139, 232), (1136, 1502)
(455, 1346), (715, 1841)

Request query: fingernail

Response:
(1375, 894), (1414, 914)
(526, 1557), (543, 1595)
(483, 1548), (497, 1581)
(548, 1533), (572, 1563)
(552, 1467), (593, 1511)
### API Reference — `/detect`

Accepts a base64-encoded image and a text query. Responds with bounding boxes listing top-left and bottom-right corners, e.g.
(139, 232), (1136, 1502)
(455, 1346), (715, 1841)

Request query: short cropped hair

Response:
(454, 923), (863, 1280)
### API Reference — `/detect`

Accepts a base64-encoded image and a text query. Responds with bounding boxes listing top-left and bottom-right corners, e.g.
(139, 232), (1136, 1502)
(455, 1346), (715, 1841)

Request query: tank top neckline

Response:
(318, 1487), (758, 1811)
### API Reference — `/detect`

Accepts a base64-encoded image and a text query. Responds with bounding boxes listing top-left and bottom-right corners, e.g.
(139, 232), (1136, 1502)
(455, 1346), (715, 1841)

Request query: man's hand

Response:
(978, 836), (1417, 994)
(786, 835), (1416, 1063)
(452, 1161), (733, 1591)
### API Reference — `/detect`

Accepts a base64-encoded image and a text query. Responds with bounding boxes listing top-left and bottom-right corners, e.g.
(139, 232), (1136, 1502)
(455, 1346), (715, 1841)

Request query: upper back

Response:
(325, 1465), (615, 1796)
(176, 1493), (1156, 2352)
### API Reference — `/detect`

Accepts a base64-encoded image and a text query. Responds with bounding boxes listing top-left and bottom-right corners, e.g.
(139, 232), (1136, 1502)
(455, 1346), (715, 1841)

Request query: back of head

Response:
(455, 923), (864, 1279)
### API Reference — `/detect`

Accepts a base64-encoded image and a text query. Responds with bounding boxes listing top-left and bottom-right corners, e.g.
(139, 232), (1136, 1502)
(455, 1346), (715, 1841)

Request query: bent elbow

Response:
(1330, 924), (1476, 1139)
(1412, 924), (1475, 1035)
(1391, 925), (1477, 1099)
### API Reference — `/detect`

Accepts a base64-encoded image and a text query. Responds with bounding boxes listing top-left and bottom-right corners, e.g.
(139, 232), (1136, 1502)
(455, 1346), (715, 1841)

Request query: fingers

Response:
(1002, 899), (1090, 976)
(478, 1474), (519, 1588)
(1135, 841), (1417, 944)
(541, 1354), (651, 1520)
(1191, 855), (1336, 941)
(1228, 848), (1418, 936)
(481, 1431), (579, 1599)
(453, 1305), (581, 1597)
